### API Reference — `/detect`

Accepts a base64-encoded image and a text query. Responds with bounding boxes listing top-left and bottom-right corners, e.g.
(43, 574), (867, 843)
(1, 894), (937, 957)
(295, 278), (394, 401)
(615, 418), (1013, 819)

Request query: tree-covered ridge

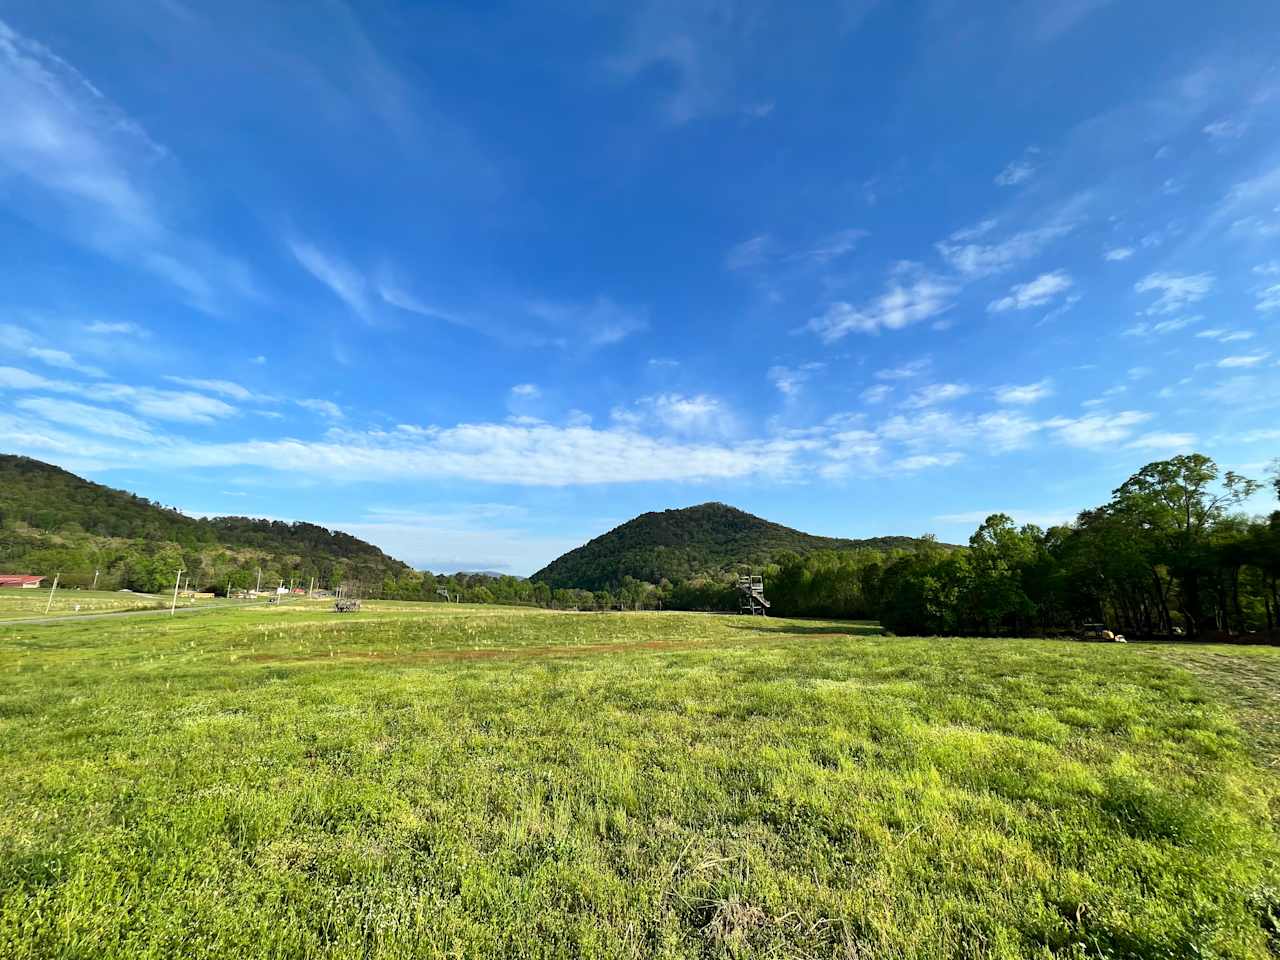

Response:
(0, 455), (409, 592)
(531, 501), (942, 591)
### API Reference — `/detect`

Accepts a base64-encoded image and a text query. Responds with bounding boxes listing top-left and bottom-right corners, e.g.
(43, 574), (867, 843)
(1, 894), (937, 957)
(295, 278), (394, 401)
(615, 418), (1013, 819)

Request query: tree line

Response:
(768, 454), (1280, 638)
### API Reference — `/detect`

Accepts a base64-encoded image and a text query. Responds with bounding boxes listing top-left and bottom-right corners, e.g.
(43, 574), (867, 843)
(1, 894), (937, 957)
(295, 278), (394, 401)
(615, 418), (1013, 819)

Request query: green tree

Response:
(964, 514), (1037, 634)
(1109, 455), (1260, 635)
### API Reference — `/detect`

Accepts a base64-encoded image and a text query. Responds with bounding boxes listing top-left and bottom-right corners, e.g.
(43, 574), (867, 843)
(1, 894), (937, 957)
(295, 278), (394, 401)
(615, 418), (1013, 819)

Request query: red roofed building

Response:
(0, 575), (45, 588)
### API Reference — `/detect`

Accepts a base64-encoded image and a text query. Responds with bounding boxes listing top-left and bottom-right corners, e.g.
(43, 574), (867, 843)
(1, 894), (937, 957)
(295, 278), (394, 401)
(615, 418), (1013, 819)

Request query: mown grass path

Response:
(2, 603), (1278, 958)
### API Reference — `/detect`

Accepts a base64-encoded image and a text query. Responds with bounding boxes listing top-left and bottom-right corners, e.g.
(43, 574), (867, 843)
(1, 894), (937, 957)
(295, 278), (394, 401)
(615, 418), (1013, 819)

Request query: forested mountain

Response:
(531, 502), (940, 591)
(0, 455), (409, 592)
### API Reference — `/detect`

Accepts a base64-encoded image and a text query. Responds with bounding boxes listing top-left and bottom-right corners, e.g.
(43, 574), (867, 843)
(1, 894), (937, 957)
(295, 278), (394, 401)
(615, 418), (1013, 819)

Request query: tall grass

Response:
(1, 604), (1277, 958)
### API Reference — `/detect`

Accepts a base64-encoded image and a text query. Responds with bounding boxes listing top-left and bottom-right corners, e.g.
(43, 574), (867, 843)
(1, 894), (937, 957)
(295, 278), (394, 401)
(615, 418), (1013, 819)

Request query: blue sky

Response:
(1, 0), (1278, 574)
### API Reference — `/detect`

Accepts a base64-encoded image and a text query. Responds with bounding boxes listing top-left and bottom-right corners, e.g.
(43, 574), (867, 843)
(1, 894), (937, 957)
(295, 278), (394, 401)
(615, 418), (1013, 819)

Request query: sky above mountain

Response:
(1, 0), (1278, 574)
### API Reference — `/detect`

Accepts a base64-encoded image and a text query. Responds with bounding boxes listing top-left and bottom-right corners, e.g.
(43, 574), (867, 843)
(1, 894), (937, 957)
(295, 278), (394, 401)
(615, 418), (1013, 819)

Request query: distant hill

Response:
(531, 502), (941, 591)
(0, 455), (410, 592)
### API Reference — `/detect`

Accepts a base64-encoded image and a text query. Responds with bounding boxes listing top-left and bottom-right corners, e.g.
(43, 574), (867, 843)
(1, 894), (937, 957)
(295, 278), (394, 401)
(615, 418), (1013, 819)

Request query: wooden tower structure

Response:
(737, 575), (770, 615)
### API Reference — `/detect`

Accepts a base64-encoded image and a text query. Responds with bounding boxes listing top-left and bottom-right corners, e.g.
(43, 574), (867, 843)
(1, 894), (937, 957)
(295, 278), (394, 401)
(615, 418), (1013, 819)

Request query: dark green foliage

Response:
(532, 502), (941, 591)
(0, 455), (409, 592)
(870, 456), (1280, 638)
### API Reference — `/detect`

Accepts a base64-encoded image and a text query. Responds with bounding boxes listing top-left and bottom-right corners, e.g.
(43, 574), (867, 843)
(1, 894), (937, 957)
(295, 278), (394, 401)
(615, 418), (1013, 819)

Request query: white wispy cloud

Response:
(807, 264), (956, 340)
(26, 347), (104, 378)
(790, 229), (867, 265)
(725, 235), (772, 271)
(1229, 214), (1280, 240)
(903, 383), (971, 409)
(875, 358), (930, 380)
(1256, 284), (1280, 312)
(994, 380), (1054, 404)
(164, 377), (256, 401)
(526, 297), (649, 347)
(1203, 117), (1249, 140)
(1126, 431), (1197, 451)
(1124, 315), (1199, 337)
(1103, 247), (1134, 262)
(727, 228), (866, 272)
(16, 397), (155, 442)
(877, 409), (1042, 455)
(289, 240), (371, 319)
(936, 221), (1074, 277)
(994, 157), (1036, 187)
(1238, 429), (1280, 443)
(894, 453), (964, 471)
(1218, 166), (1280, 239)
(0, 366), (237, 423)
(860, 384), (892, 404)
(988, 271), (1073, 312)
(1044, 411), (1152, 448)
(1201, 375), (1280, 409)
(510, 383), (541, 399)
(296, 398), (344, 419)
(611, 393), (736, 438)
(0, 19), (255, 312)
(84, 320), (147, 337)
(1218, 353), (1270, 368)
(3, 361), (1175, 488)
(0, 325), (105, 377)
(376, 281), (470, 328)
(1134, 272), (1213, 314)
(605, 2), (854, 125)
(768, 363), (823, 397)
(1195, 328), (1253, 343)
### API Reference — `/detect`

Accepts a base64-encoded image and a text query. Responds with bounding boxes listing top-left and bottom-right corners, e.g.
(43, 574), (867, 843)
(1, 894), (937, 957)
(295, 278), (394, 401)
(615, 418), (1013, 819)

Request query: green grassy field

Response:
(0, 588), (200, 620)
(2, 602), (1278, 958)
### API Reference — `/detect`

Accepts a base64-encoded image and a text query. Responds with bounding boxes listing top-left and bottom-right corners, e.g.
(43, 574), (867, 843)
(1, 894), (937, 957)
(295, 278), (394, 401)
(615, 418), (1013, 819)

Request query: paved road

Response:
(0, 597), (301, 628)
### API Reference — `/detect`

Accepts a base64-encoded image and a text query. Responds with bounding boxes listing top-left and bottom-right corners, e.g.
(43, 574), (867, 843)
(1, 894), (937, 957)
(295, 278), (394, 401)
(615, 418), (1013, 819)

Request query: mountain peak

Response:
(531, 502), (938, 591)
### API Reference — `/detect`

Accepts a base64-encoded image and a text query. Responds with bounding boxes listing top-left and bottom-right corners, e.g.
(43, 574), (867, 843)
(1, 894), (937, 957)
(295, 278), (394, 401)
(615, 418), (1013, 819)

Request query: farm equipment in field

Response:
(1080, 622), (1125, 642)
(737, 575), (770, 616)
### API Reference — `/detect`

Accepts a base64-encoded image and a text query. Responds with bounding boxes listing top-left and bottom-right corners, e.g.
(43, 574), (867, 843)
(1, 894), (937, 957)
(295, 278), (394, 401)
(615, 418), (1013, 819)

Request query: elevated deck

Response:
(737, 575), (770, 615)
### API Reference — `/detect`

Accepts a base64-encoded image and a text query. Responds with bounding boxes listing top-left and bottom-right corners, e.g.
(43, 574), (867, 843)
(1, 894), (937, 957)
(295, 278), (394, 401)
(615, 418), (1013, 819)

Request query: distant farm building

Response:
(0, 574), (45, 589)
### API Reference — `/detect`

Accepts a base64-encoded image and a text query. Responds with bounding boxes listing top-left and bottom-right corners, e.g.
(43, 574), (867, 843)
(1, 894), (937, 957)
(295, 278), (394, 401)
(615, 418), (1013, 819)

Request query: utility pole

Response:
(226, 580), (232, 600)
(255, 567), (262, 594)
(308, 576), (315, 599)
(171, 569), (185, 616)
(44, 573), (60, 615)
(91, 569), (99, 591)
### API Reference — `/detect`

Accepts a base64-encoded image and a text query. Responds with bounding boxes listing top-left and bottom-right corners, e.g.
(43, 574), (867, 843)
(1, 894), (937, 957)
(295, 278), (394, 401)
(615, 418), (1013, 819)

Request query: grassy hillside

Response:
(532, 501), (940, 590)
(0, 454), (409, 592)
(1, 603), (1277, 957)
